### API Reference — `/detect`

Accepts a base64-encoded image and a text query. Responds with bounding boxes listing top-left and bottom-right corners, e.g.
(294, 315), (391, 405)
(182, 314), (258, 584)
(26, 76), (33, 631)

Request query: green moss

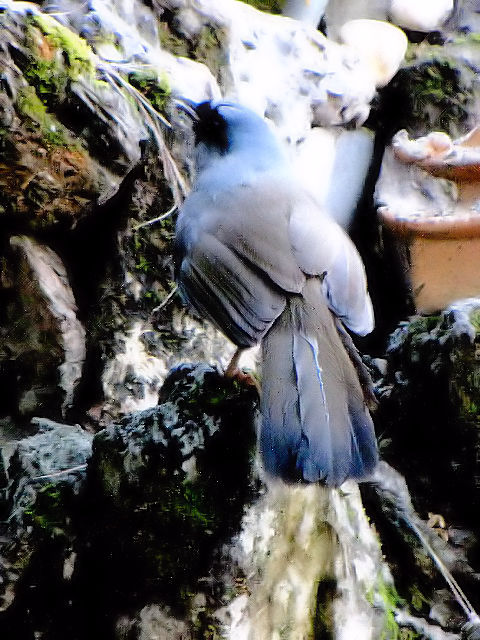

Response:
(135, 254), (152, 273)
(194, 26), (227, 80)
(158, 22), (190, 57)
(30, 14), (94, 78)
(469, 309), (480, 333)
(405, 57), (469, 133)
(408, 585), (429, 613)
(22, 16), (95, 114)
(374, 48), (473, 138)
(16, 86), (69, 146)
(366, 575), (404, 640)
(128, 69), (171, 114)
(24, 482), (66, 537)
(239, 0), (285, 12)
(452, 32), (480, 46)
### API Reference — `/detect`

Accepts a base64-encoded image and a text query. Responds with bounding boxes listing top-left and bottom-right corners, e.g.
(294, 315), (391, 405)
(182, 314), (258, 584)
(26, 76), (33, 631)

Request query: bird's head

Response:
(176, 99), (284, 161)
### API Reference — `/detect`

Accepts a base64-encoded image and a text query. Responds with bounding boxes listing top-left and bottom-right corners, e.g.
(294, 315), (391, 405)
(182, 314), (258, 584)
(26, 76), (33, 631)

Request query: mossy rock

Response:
(239, 0), (285, 13)
(376, 302), (480, 526)
(82, 364), (258, 613)
(370, 44), (477, 138)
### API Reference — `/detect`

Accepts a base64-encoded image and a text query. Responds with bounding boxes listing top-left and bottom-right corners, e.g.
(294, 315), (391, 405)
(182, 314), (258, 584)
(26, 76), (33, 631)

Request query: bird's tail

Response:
(260, 278), (378, 486)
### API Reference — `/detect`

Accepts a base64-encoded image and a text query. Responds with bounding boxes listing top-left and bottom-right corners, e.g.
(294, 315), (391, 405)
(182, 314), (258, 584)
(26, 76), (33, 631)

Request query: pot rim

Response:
(378, 206), (480, 239)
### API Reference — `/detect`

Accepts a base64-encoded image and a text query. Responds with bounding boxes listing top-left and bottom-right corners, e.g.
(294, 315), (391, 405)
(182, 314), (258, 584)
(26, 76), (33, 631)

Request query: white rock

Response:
(324, 0), (390, 40)
(390, 0), (454, 32)
(339, 19), (408, 87)
(292, 127), (375, 228)
(52, 0), (379, 142)
(282, 0), (328, 27)
(324, 128), (375, 227)
(293, 127), (338, 206)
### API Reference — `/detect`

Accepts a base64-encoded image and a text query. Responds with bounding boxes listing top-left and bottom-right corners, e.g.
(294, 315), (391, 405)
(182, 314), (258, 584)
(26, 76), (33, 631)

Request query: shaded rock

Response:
(125, 604), (190, 640)
(73, 363), (258, 637)
(375, 299), (480, 530)
(0, 364), (257, 639)
(0, 418), (92, 626)
(362, 462), (476, 638)
(0, 236), (86, 420)
(371, 39), (480, 140)
(4, 417), (92, 528)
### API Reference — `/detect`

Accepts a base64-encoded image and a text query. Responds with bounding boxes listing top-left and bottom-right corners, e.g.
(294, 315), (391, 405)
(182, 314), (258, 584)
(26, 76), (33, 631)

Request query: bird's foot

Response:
(225, 365), (260, 392)
(225, 347), (260, 392)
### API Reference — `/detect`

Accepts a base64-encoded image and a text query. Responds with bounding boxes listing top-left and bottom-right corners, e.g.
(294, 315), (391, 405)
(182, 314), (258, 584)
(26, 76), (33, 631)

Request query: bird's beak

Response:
(174, 97), (199, 121)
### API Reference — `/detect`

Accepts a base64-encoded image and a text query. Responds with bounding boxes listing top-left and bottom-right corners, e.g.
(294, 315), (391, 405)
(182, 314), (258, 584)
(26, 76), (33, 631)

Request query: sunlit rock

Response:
(294, 126), (375, 228)
(323, 0), (389, 40)
(390, 0), (454, 33)
(282, 0), (328, 27)
(338, 19), (408, 88)
(48, 0), (379, 140)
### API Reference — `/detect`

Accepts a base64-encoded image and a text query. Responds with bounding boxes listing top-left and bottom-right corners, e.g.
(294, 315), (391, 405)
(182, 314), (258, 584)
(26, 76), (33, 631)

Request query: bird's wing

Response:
(289, 194), (374, 336)
(175, 180), (306, 347)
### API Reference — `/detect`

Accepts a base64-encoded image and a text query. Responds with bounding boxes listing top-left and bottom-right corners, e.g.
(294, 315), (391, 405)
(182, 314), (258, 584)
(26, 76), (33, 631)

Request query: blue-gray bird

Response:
(174, 101), (378, 486)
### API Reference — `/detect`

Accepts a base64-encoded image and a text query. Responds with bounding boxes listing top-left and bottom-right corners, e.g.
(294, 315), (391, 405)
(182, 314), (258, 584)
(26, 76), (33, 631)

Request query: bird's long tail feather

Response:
(260, 278), (378, 486)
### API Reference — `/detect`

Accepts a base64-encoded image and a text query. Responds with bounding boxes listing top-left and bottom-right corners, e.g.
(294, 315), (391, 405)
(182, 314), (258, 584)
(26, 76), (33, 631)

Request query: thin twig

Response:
(98, 64), (188, 206)
(152, 285), (178, 313)
(132, 204), (177, 230)
(31, 464), (88, 481)
(406, 517), (477, 619)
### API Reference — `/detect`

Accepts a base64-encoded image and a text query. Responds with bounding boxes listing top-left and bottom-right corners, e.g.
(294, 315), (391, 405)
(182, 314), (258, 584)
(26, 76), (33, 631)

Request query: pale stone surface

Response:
(282, 0), (328, 26)
(324, 0), (390, 40)
(390, 0), (454, 32)
(338, 19), (407, 88)
(324, 127), (375, 227)
(293, 126), (375, 228)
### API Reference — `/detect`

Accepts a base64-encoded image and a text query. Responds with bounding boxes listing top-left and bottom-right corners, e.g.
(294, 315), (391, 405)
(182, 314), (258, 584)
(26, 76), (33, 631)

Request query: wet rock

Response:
(0, 364), (257, 638)
(362, 462), (477, 638)
(371, 38), (480, 140)
(0, 418), (92, 630)
(75, 363), (258, 637)
(0, 236), (86, 420)
(375, 298), (480, 530)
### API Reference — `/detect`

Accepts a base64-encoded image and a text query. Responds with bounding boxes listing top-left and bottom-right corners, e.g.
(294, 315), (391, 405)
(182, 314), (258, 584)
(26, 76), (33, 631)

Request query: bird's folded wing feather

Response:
(175, 181), (305, 346)
(289, 194), (374, 336)
(176, 178), (373, 344)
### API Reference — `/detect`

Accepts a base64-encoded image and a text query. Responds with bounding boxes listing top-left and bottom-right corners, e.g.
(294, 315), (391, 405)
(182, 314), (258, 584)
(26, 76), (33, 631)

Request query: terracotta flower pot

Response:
(378, 128), (480, 313)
